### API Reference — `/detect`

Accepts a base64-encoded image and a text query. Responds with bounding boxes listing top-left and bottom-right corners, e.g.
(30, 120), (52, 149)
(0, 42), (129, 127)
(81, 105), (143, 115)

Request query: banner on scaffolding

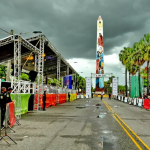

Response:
(63, 75), (72, 89)
(92, 73), (112, 78)
(86, 77), (91, 98)
(112, 78), (118, 96)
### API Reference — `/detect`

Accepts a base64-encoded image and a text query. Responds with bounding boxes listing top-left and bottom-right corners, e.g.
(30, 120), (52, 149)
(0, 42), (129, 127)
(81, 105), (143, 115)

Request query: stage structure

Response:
(96, 16), (104, 92)
(0, 34), (44, 118)
(0, 33), (78, 115)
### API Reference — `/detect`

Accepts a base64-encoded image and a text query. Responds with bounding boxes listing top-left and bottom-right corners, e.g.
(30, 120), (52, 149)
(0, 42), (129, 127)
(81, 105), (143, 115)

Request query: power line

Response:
(0, 28), (10, 35)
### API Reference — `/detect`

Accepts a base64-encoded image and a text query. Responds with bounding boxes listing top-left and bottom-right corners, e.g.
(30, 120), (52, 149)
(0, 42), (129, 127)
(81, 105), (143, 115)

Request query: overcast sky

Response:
(0, 0), (150, 86)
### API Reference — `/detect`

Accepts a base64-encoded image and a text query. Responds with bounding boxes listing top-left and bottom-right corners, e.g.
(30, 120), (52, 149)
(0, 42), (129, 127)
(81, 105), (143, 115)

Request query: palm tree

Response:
(124, 47), (137, 97)
(132, 42), (145, 98)
(142, 34), (150, 95)
(119, 48), (128, 96)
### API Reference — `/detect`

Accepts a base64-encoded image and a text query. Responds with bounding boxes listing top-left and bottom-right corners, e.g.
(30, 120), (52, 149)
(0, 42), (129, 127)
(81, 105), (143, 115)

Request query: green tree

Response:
(21, 73), (30, 81)
(132, 42), (145, 97)
(78, 76), (86, 93)
(0, 65), (7, 78)
(141, 34), (150, 95)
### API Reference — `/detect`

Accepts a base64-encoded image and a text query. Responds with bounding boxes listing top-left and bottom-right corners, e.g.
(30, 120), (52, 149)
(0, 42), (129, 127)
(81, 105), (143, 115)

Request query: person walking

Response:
(101, 92), (103, 100)
(43, 91), (46, 111)
(109, 93), (111, 100)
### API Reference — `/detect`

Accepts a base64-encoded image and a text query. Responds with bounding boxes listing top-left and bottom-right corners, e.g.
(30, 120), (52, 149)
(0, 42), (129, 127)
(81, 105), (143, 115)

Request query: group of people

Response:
(0, 87), (14, 129)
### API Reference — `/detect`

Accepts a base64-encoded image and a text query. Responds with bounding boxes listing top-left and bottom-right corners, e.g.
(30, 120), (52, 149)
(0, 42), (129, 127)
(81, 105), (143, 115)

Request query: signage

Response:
(112, 78), (118, 96)
(86, 77), (91, 98)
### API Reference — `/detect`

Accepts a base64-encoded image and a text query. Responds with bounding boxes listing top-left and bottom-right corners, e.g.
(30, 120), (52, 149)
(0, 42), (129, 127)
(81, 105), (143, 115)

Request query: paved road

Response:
(1, 97), (148, 150)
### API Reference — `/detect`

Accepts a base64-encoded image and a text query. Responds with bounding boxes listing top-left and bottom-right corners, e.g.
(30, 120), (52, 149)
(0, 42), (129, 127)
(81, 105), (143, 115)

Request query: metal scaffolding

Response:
(37, 36), (44, 110)
(56, 56), (61, 104)
(67, 65), (69, 75)
(13, 35), (21, 119)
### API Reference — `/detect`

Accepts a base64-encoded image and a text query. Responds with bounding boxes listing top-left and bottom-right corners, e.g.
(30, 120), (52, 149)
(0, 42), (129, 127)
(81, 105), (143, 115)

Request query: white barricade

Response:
(138, 98), (143, 107)
(124, 97), (128, 103)
(77, 95), (79, 99)
(134, 98), (137, 106)
(81, 95), (84, 99)
(129, 98), (132, 105)
(121, 96), (124, 102)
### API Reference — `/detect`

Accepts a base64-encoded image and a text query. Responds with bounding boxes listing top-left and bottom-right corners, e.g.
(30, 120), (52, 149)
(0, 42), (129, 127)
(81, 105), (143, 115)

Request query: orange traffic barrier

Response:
(34, 94), (68, 109)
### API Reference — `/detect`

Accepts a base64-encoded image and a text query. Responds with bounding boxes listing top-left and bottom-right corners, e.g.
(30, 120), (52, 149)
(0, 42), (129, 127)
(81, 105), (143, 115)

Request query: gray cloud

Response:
(0, 0), (150, 60)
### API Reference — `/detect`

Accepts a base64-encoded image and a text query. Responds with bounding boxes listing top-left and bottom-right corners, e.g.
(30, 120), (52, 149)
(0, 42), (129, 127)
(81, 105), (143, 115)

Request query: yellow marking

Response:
(115, 113), (150, 150)
(112, 114), (143, 150)
(104, 101), (113, 111)
(103, 100), (113, 111)
(102, 100), (111, 111)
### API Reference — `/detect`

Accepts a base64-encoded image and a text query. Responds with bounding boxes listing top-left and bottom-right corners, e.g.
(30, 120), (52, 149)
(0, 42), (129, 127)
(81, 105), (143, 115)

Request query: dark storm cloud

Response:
(0, 0), (150, 59)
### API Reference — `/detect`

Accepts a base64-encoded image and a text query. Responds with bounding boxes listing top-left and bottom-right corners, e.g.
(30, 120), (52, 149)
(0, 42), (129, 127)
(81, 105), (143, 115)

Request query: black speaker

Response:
(71, 80), (73, 85)
(29, 70), (38, 82)
(11, 64), (22, 76)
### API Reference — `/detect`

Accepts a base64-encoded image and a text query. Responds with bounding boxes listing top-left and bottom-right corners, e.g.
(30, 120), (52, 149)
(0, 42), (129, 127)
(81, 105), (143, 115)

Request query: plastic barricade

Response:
(34, 94), (43, 110)
(143, 99), (150, 110)
(128, 98), (132, 105)
(138, 98), (143, 107)
(124, 97), (128, 103)
(133, 98), (137, 106)
(45, 94), (52, 108)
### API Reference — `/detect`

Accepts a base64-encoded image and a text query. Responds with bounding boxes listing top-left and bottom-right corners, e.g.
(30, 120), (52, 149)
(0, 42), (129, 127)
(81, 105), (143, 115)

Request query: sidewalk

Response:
(105, 98), (150, 148)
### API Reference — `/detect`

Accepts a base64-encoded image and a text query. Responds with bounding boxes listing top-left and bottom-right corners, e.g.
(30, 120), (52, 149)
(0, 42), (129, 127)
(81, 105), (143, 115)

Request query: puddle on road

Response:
(86, 100), (91, 102)
(24, 136), (28, 138)
(102, 130), (113, 134)
(97, 115), (105, 118)
(96, 104), (101, 106)
(76, 106), (86, 109)
(99, 112), (107, 115)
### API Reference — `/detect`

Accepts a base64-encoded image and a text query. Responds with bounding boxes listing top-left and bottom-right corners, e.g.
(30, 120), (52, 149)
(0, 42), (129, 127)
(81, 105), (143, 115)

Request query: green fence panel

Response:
(131, 76), (135, 98)
(10, 94), (31, 114)
(131, 76), (142, 98)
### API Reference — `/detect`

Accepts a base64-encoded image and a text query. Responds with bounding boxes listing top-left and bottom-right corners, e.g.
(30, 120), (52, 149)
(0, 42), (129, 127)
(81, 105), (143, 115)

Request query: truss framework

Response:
(37, 36), (44, 110)
(0, 34), (45, 117)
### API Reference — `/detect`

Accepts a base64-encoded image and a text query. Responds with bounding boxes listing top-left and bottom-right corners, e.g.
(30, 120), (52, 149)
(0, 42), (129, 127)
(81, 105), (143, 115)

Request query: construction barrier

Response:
(113, 95), (150, 110)
(59, 94), (67, 104)
(70, 94), (77, 101)
(143, 99), (150, 110)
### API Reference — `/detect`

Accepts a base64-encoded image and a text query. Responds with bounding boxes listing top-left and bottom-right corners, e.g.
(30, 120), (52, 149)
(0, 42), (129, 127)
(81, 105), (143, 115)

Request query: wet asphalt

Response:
(0, 97), (139, 150)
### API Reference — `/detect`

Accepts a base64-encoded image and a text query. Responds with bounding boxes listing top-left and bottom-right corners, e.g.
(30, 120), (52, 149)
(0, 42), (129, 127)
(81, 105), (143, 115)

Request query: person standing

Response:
(68, 92), (70, 102)
(0, 87), (7, 128)
(6, 87), (15, 103)
(43, 91), (46, 111)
